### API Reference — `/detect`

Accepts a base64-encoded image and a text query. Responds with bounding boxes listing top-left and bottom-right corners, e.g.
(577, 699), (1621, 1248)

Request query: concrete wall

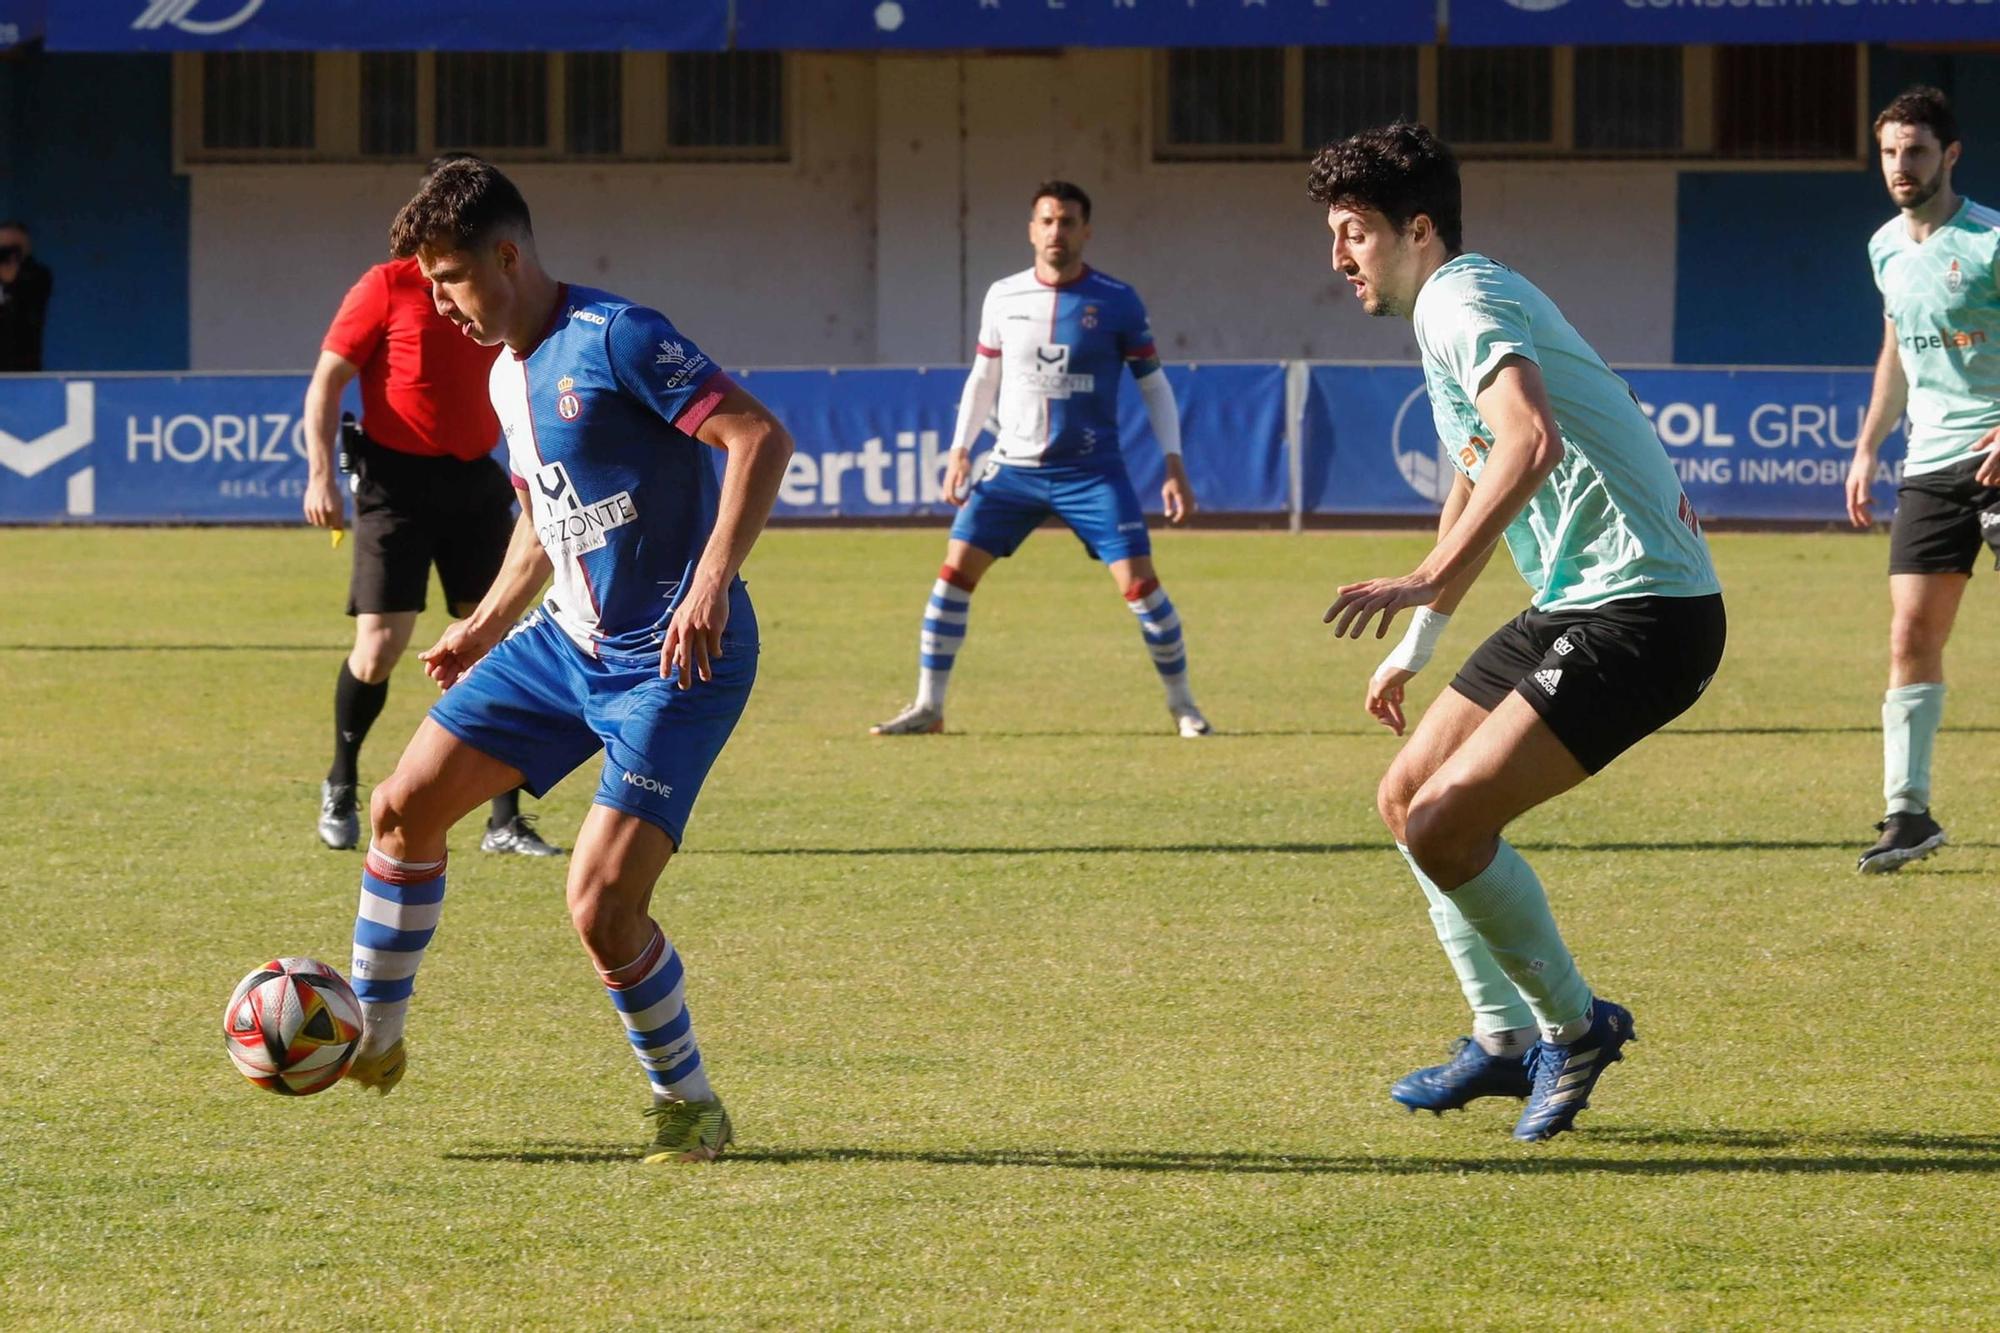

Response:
(0, 54), (189, 370)
(183, 48), (1681, 371)
(11, 45), (1995, 373)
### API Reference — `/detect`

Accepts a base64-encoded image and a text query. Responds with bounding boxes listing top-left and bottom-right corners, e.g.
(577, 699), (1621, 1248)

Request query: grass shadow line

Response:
(445, 1135), (2000, 1176)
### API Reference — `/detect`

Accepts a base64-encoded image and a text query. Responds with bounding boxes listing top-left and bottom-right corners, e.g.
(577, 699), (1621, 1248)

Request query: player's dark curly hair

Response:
(389, 156), (533, 259)
(1306, 122), (1463, 254)
(1874, 85), (1959, 148)
(1034, 179), (1092, 222)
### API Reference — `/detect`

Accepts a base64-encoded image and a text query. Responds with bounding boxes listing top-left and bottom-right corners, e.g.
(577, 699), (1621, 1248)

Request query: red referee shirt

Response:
(322, 256), (502, 462)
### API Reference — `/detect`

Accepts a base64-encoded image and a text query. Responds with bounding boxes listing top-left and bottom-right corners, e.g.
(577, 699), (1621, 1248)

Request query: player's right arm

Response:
(1847, 318), (1907, 528)
(1363, 472), (1498, 735)
(420, 500), (551, 689)
(301, 349), (359, 530)
(944, 290), (1005, 506)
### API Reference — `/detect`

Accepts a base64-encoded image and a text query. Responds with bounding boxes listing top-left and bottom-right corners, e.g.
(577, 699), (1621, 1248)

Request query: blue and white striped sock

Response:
(1125, 578), (1195, 712)
(350, 846), (446, 1058)
(916, 565), (974, 711)
(602, 926), (714, 1104)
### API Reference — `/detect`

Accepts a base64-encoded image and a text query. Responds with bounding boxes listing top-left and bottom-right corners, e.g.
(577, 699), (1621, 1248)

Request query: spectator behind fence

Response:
(0, 220), (52, 372)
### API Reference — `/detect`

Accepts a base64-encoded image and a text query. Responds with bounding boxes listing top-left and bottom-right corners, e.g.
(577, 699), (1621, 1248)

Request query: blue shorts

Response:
(949, 459), (1152, 563)
(428, 608), (756, 847)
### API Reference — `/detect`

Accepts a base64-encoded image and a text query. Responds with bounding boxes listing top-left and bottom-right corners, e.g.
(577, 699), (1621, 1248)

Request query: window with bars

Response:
(201, 52), (314, 152)
(1157, 44), (1864, 164)
(181, 51), (787, 164)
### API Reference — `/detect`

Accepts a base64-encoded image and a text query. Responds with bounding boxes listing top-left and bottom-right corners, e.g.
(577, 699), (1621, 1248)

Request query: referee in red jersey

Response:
(302, 158), (558, 856)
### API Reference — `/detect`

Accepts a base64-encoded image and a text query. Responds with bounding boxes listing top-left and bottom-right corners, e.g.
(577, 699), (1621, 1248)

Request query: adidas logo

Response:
(1533, 668), (1562, 696)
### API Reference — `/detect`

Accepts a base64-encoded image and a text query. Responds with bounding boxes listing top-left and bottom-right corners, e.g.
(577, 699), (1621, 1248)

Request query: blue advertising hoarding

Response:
(1300, 362), (1907, 521)
(47, 1), (728, 52)
(1450, 0), (1999, 48)
(0, 0), (44, 49)
(0, 363), (1290, 523)
(736, 0), (1436, 50)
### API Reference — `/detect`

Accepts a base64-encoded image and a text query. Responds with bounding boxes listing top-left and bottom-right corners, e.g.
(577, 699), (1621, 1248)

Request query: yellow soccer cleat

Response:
(641, 1096), (733, 1164)
(344, 1039), (406, 1095)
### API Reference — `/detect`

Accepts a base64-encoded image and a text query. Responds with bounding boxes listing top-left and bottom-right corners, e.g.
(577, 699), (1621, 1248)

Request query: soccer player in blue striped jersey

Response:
(871, 180), (1211, 739)
(340, 159), (793, 1164)
(1843, 87), (2000, 874)
(1311, 124), (1724, 1142)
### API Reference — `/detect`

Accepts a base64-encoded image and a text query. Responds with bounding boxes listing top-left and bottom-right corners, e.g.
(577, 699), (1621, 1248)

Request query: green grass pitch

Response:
(4, 525), (1999, 1328)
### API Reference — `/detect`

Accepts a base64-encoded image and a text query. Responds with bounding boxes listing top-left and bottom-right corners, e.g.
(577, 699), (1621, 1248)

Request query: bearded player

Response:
(1311, 124), (1724, 1141)
(1843, 86), (2000, 874)
(338, 159), (792, 1164)
(870, 180), (1211, 739)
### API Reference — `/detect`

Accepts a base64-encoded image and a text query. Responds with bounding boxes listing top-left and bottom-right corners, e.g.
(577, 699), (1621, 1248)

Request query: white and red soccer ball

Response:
(222, 957), (363, 1095)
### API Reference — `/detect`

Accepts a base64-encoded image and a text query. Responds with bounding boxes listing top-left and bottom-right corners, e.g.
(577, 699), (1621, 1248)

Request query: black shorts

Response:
(1887, 455), (2000, 577)
(1449, 593), (1726, 775)
(347, 437), (516, 617)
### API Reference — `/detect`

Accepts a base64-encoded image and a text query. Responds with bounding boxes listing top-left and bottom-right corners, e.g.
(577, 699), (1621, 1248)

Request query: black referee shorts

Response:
(1449, 593), (1726, 775)
(347, 437), (516, 617)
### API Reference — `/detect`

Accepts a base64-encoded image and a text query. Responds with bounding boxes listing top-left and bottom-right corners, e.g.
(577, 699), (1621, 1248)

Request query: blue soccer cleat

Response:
(1513, 998), (1636, 1143)
(1391, 1036), (1533, 1114)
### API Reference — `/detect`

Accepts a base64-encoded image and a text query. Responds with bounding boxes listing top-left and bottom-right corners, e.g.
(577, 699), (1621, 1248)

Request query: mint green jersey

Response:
(1412, 254), (1720, 612)
(1868, 198), (2000, 477)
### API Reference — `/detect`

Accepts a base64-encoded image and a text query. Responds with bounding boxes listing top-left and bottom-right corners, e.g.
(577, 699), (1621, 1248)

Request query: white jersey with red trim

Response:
(490, 284), (740, 659)
(974, 266), (1158, 469)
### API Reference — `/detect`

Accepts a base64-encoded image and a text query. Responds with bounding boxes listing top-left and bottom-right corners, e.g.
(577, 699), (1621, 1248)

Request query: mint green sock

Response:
(1884, 682), (1945, 816)
(1399, 843), (1535, 1039)
(1444, 840), (1592, 1044)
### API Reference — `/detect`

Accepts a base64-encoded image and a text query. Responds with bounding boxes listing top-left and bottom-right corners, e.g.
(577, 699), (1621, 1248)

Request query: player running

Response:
(1842, 86), (2000, 874)
(1311, 124), (1724, 1141)
(338, 160), (792, 1164)
(870, 180), (1211, 739)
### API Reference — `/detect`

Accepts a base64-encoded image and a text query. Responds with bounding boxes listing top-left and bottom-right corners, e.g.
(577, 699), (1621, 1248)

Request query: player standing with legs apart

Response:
(871, 181), (1211, 738)
(304, 155), (559, 858)
(340, 160), (793, 1164)
(1311, 125), (1725, 1141)
(1843, 87), (2000, 874)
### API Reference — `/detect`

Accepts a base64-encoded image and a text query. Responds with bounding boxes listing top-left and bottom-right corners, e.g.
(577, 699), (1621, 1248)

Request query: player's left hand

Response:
(1974, 427), (2000, 487)
(1366, 666), (1416, 736)
(1324, 573), (1440, 641)
(663, 574), (729, 688)
(1161, 458), (1196, 525)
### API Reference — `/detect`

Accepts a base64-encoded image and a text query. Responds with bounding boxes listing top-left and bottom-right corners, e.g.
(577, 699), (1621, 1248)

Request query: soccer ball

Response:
(222, 957), (363, 1095)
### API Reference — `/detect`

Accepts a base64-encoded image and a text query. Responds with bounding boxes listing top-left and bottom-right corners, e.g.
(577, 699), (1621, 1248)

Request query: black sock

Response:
(489, 787), (521, 829)
(329, 661), (389, 788)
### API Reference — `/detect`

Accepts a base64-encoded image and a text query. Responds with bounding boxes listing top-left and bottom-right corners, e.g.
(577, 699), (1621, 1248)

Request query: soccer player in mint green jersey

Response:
(1307, 123), (1724, 1142)
(1843, 86), (2000, 874)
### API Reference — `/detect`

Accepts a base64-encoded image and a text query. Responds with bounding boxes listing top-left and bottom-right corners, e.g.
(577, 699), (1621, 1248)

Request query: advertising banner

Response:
(0, 364), (1292, 522)
(47, 1), (727, 52)
(735, 0), (1435, 50)
(1449, 0), (1999, 49)
(1300, 362), (1906, 521)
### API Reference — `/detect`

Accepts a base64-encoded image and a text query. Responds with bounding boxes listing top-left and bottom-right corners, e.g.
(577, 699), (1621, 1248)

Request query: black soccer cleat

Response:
(1857, 810), (1946, 874)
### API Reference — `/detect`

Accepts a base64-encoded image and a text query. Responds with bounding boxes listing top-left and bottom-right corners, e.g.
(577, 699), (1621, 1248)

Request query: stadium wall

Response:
(0, 52), (189, 371)
(5, 46), (1998, 375)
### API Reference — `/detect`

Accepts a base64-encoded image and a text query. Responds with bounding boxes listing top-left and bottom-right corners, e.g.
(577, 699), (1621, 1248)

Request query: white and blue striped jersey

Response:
(490, 284), (740, 659)
(975, 266), (1160, 469)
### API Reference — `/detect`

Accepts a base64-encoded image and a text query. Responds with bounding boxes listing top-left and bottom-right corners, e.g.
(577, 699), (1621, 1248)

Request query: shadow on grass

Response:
(445, 1131), (2000, 1175)
(696, 839), (1999, 857)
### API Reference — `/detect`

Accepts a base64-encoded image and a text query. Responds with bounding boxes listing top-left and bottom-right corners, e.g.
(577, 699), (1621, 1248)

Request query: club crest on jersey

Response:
(530, 460), (638, 558)
(1946, 260), (1964, 295)
(555, 374), (581, 422)
(656, 338), (711, 390)
(1082, 304), (1099, 330)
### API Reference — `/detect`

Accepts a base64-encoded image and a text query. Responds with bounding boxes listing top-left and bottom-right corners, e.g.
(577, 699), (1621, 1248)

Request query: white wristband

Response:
(1377, 607), (1450, 677)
